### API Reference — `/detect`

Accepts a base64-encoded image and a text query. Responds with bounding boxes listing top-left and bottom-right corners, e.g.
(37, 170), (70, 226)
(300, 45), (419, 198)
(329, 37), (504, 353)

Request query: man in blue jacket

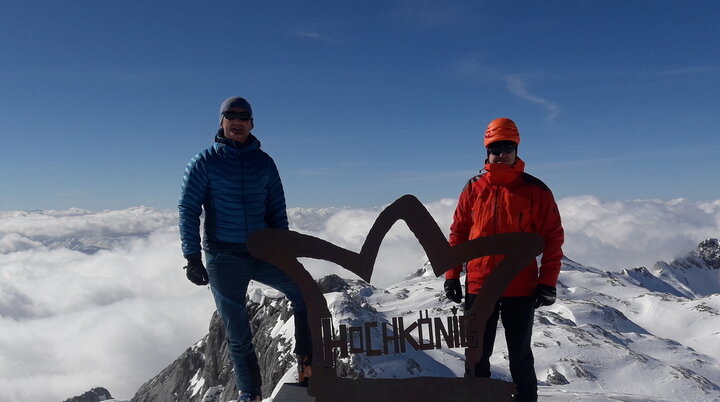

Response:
(178, 97), (311, 402)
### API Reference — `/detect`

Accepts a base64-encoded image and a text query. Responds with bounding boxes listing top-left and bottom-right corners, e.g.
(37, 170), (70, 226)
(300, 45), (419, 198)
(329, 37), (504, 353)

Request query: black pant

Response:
(465, 293), (538, 402)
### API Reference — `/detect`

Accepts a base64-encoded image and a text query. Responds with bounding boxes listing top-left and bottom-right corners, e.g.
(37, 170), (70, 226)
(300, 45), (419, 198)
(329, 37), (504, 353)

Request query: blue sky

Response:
(1, 1), (718, 211)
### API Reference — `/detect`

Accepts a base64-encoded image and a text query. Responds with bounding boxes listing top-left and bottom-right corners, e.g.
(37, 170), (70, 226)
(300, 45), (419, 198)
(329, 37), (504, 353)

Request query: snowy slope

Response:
(306, 243), (720, 401)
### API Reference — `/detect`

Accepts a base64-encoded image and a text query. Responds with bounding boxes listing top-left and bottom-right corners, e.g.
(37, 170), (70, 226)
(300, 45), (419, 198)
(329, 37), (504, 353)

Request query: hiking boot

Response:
(238, 391), (261, 402)
(297, 354), (312, 387)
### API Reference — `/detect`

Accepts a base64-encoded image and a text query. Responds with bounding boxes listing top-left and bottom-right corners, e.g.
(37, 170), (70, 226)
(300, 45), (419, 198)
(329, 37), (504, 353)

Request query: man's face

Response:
(221, 107), (252, 144)
(487, 141), (517, 165)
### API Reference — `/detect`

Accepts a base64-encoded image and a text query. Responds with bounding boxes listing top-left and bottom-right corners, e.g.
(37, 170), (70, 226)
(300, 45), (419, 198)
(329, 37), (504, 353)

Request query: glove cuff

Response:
(185, 253), (202, 264)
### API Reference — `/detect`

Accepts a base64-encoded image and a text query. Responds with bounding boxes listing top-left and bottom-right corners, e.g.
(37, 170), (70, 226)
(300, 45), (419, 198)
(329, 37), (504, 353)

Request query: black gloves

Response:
(184, 255), (209, 286)
(534, 284), (556, 308)
(444, 278), (463, 303)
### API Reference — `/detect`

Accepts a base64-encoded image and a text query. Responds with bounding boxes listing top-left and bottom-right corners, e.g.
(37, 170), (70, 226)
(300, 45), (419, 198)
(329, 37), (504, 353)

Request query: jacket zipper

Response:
(241, 149), (248, 239)
(492, 187), (502, 270)
(518, 211), (524, 232)
(493, 186), (500, 235)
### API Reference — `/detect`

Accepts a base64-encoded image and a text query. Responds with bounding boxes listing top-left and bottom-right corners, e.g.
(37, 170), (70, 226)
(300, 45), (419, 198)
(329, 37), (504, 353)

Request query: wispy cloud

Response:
(533, 148), (689, 170)
(291, 167), (338, 176)
(453, 60), (561, 122)
(375, 170), (477, 183)
(657, 65), (715, 76)
(532, 157), (618, 170)
(504, 75), (561, 122)
(293, 29), (340, 43)
(389, 0), (469, 25)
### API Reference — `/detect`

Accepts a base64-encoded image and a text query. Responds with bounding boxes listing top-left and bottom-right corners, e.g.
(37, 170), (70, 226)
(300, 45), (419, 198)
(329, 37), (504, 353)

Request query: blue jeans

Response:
(205, 243), (310, 396)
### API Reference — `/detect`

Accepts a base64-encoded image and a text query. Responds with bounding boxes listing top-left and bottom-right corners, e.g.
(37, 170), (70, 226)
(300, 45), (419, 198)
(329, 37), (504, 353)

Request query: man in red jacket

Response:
(444, 117), (564, 402)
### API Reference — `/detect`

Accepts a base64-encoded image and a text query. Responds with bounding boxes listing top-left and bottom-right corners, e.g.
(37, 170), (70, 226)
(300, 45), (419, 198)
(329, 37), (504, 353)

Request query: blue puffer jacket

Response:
(178, 131), (288, 258)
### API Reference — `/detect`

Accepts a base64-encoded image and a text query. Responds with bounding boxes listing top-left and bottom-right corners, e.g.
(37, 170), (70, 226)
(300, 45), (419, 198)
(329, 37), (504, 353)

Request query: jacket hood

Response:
(214, 129), (261, 151)
(483, 157), (526, 186)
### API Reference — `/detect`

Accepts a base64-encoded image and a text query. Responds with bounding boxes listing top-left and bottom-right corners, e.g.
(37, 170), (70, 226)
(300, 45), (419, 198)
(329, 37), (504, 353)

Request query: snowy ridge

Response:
(297, 240), (720, 401)
(650, 238), (720, 298)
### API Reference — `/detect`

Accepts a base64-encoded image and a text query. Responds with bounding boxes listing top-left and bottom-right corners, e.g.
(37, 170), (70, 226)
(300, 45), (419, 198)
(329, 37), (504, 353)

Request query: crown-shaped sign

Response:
(247, 195), (543, 402)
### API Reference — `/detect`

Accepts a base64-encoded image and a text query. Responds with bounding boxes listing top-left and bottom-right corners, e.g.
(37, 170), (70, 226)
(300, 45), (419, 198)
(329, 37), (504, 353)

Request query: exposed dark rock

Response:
(696, 238), (720, 270)
(404, 267), (426, 280)
(403, 261), (434, 281)
(62, 387), (113, 402)
(546, 368), (569, 385)
(317, 274), (350, 294)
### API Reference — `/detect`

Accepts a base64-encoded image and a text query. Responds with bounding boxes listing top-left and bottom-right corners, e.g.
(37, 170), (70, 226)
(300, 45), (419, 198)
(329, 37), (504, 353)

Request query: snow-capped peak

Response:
(648, 238), (720, 298)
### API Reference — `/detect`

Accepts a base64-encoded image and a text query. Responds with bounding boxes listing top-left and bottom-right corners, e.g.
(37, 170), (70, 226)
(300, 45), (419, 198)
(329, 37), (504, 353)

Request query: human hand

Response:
(534, 284), (556, 308)
(444, 278), (463, 303)
(184, 255), (209, 286)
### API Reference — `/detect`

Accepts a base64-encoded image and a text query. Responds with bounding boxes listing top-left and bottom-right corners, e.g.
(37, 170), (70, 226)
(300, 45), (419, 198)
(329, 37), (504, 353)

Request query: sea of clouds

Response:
(1, 197), (719, 401)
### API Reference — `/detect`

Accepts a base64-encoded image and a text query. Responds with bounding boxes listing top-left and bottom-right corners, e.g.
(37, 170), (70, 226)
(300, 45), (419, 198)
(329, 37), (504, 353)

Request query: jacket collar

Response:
(214, 129), (261, 150)
(483, 157), (525, 186)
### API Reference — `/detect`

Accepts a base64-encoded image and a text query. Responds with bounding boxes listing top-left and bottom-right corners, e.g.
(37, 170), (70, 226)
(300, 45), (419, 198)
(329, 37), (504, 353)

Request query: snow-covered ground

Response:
(304, 250), (720, 401)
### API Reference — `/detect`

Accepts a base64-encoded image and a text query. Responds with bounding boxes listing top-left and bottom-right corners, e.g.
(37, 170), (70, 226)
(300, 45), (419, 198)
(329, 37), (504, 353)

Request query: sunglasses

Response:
(222, 111), (252, 121)
(488, 145), (517, 156)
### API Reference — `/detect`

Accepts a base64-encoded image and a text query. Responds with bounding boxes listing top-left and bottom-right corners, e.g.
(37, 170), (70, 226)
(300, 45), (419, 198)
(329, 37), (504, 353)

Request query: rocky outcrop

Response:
(545, 369), (569, 385)
(61, 387), (113, 402)
(696, 238), (720, 270)
(127, 274), (388, 402)
(317, 274), (350, 293)
(131, 291), (296, 402)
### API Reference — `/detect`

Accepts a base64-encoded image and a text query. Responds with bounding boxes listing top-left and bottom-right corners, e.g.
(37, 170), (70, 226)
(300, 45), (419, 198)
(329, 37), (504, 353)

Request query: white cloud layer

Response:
(558, 196), (720, 269)
(1, 197), (719, 401)
(0, 208), (216, 402)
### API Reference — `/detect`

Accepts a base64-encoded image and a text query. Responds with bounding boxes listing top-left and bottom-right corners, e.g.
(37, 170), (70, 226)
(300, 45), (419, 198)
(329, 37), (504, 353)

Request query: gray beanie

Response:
(220, 96), (252, 114)
(219, 97), (253, 125)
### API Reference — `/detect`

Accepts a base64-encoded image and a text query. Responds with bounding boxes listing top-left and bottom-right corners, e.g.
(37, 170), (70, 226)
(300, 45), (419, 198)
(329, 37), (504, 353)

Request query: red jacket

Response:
(446, 158), (564, 296)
